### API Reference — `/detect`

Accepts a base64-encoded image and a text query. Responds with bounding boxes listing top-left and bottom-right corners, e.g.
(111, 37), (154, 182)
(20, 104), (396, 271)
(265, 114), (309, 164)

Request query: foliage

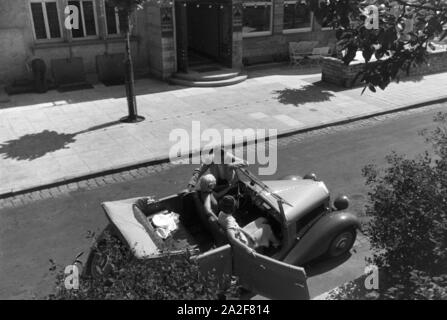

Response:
(49, 233), (241, 300)
(356, 111), (447, 299)
(311, 0), (447, 91)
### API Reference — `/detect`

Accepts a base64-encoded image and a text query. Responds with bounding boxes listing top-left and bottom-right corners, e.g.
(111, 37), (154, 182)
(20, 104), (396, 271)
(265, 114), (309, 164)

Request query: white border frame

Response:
(282, 1), (313, 34)
(29, 0), (64, 42)
(242, 1), (273, 38)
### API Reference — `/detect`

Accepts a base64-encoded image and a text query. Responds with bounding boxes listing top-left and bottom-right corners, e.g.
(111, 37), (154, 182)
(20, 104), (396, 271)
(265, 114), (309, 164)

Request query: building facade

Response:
(0, 0), (335, 86)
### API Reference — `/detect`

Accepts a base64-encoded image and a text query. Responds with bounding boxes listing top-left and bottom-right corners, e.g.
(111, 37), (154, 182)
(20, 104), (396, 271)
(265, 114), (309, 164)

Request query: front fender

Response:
(283, 211), (361, 266)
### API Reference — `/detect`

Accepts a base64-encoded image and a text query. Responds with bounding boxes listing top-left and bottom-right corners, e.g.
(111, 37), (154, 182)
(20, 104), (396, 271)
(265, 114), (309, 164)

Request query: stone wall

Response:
(321, 50), (447, 88)
(0, 0), (149, 85)
(242, 0), (336, 65)
(0, 0), (34, 84)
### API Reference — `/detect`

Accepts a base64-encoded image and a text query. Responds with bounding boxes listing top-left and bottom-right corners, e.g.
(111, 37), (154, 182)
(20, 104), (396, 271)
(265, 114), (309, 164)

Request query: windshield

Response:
(236, 168), (293, 208)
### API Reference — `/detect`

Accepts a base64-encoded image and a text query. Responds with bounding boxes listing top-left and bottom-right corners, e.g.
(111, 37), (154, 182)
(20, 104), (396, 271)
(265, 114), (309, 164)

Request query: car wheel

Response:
(327, 228), (356, 258)
(86, 241), (112, 279)
(86, 236), (122, 278)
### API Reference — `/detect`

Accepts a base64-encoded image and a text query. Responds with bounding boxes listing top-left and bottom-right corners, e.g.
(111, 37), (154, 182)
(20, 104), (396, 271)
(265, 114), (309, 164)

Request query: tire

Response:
(86, 235), (126, 278)
(86, 239), (113, 279)
(327, 228), (356, 258)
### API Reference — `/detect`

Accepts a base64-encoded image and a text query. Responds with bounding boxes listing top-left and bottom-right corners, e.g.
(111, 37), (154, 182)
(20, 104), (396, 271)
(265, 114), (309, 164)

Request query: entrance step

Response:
(169, 68), (248, 87)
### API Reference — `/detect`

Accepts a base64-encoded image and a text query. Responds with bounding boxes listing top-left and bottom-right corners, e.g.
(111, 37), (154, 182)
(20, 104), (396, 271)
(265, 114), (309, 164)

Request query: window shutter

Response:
(118, 9), (128, 33)
(82, 1), (97, 36)
(31, 3), (47, 39)
(105, 3), (118, 34)
(45, 2), (61, 38)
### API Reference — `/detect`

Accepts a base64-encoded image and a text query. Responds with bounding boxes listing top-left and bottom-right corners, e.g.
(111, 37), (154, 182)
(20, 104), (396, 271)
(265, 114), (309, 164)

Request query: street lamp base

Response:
(120, 115), (145, 123)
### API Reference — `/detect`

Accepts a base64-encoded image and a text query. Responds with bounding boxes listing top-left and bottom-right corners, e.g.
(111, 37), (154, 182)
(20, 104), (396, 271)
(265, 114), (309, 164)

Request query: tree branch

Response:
(395, 0), (445, 11)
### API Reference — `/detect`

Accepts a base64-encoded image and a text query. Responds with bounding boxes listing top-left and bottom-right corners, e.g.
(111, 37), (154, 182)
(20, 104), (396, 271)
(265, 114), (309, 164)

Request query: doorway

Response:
(175, 0), (233, 72)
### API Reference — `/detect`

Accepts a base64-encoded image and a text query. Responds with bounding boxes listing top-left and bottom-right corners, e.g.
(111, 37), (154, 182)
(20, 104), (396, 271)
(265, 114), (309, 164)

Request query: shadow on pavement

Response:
(2, 77), (184, 110)
(304, 253), (352, 277)
(273, 83), (335, 107)
(0, 120), (121, 161)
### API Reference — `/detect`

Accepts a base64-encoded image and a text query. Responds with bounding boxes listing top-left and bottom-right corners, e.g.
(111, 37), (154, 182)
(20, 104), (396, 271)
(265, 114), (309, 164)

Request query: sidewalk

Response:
(1, 66), (447, 196)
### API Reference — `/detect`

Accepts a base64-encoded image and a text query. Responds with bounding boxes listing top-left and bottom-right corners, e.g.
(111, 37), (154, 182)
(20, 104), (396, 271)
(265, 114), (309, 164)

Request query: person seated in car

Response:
(217, 195), (280, 253)
(195, 174), (219, 223)
(187, 148), (247, 199)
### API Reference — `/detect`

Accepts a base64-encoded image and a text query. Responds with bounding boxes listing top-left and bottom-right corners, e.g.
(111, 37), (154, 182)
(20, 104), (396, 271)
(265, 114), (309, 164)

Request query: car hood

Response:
(260, 179), (330, 223)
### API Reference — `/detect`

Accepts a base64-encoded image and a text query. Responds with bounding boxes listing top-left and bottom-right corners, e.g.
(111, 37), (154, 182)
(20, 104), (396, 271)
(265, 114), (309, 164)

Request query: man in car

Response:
(186, 148), (247, 198)
(217, 195), (280, 254)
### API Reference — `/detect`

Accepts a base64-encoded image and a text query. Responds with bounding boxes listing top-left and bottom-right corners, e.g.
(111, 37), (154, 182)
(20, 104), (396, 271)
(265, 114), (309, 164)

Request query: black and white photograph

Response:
(0, 0), (446, 302)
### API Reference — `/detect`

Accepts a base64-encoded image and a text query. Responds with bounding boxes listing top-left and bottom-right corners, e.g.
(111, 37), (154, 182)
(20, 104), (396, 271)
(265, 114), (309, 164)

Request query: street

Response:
(0, 102), (445, 299)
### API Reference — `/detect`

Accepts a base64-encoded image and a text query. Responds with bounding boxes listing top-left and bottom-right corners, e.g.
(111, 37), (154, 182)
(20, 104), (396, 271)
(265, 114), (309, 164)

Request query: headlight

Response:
(303, 173), (318, 181)
(334, 195), (350, 211)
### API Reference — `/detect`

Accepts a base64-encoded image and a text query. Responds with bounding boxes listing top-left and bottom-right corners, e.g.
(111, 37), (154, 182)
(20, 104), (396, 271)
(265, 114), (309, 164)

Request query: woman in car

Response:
(195, 174), (219, 220)
(187, 148), (247, 197)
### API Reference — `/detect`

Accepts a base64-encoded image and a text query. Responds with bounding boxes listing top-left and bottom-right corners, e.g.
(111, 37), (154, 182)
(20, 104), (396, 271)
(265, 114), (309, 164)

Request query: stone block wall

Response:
(242, 0), (336, 65)
(321, 50), (447, 88)
(0, 0), (149, 85)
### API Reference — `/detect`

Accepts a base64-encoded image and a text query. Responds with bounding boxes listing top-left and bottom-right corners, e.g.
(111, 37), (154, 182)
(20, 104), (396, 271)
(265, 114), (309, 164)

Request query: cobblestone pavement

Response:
(1, 66), (447, 195)
(1, 100), (445, 210)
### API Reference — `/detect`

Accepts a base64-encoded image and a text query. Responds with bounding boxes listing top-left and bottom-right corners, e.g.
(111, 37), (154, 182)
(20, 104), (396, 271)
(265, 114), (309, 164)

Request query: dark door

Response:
(232, 240), (310, 300)
(194, 244), (232, 278)
(175, 1), (188, 72)
(217, 1), (233, 68)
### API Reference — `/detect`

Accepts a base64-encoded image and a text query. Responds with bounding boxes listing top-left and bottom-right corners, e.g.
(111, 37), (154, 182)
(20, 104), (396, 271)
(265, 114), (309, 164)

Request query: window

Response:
(30, 0), (62, 40)
(242, 1), (273, 37)
(316, 0), (332, 30)
(68, 0), (98, 38)
(105, 2), (128, 35)
(283, 0), (312, 33)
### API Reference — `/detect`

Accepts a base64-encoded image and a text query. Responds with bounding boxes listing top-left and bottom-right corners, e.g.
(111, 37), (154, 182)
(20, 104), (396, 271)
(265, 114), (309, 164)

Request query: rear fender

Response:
(283, 211), (361, 265)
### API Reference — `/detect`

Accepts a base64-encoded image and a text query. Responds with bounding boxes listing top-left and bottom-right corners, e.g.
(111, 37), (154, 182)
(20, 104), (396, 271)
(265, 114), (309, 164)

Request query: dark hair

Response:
(219, 195), (237, 214)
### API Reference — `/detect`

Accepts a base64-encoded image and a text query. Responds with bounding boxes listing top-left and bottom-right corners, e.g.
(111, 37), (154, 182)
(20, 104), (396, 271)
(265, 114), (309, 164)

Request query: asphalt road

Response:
(1, 103), (445, 299)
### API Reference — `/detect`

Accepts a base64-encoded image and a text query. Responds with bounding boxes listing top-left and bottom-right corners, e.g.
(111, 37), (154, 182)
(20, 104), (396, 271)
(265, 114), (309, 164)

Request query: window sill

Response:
(282, 28), (312, 34)
(243, 31), (273, 38)
(32, 36), (135, 50)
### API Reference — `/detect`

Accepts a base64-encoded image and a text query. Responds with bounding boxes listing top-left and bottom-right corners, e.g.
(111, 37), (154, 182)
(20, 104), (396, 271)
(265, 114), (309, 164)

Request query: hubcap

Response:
(91, 253), (110, 276)
(330, 231), (354, 257)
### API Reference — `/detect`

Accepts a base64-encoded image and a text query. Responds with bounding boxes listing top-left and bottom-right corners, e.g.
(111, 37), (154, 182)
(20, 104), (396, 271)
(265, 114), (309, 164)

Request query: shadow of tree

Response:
(273, 84), (335, 107)
(396, 74), (424, 83)
(0, 130), (76, 161)
(0, 120), (121, 161)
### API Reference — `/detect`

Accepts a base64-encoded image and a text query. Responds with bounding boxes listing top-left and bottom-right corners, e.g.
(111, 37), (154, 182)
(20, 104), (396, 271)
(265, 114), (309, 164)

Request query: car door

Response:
(194, 244), (233, 280)
(232, 241), (309, 300)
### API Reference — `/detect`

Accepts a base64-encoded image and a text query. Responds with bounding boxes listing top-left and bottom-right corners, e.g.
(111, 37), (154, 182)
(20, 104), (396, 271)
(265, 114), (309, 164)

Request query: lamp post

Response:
(119, 6), (145, 123)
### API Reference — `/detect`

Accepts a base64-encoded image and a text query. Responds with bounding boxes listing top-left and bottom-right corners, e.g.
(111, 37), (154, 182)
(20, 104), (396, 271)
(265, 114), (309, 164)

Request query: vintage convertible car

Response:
(85, 168), (360, 300)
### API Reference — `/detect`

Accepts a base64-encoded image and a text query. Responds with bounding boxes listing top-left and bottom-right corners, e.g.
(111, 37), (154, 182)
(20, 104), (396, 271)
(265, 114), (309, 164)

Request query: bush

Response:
(358, 112), (447, 299)
(49, 233), (240, 300)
